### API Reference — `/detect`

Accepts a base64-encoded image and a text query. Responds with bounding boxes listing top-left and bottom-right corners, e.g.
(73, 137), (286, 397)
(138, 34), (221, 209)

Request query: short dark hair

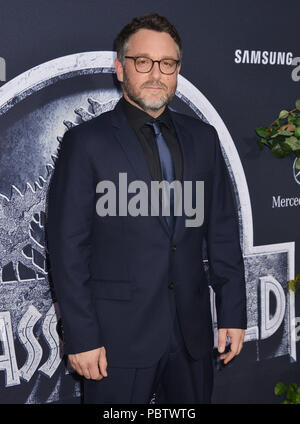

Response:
(115, 13), (182, 65)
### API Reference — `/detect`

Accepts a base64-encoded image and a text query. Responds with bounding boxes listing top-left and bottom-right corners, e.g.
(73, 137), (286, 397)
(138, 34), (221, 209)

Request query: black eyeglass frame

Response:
(124, 56), (181, 75)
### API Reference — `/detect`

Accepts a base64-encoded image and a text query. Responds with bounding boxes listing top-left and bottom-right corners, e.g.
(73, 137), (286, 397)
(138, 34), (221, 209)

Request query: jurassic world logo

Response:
(0, 57), (5, 82)
(0, 52), (297, 402)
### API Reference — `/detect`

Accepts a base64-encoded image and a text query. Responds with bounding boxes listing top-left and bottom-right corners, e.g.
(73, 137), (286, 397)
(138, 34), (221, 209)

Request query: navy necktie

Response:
(146, 120), (175, 232)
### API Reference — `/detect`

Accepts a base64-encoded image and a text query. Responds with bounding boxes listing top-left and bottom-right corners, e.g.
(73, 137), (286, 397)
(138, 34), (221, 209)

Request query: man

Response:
(46, 13), (247, 404)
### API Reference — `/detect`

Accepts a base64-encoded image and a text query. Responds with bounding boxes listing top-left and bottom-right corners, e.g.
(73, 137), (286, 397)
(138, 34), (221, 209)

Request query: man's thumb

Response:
(218, 329), (227, 353)
(99, 350), (108, 377)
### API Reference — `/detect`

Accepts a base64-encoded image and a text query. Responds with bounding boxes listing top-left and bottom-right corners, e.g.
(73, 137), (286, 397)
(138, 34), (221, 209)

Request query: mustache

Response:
(142, 81), (167, 89)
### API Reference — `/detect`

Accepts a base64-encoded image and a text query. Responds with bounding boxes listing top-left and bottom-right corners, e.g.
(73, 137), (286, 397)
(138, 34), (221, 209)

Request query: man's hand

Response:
(68, 346), (108, 380)
(218, 328), (245, 364)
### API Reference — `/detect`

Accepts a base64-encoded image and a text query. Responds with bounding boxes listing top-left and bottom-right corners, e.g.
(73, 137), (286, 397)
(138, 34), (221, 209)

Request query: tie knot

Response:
(146, 120), (162, 136)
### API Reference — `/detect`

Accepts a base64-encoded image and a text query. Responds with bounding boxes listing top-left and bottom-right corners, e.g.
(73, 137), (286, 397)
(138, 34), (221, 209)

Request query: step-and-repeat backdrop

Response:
(0, 0), (299, 404)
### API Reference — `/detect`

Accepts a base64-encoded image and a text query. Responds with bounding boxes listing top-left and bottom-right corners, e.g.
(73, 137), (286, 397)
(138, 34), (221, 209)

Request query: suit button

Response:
(168, 282), (174, 289)
(171, 245), (176, 252)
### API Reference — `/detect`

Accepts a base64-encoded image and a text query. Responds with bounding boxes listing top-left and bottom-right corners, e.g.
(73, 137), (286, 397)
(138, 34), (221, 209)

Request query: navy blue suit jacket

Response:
(46, 98), (247, 368)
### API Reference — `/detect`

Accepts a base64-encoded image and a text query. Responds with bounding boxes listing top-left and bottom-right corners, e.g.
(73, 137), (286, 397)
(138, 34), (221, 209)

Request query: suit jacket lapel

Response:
(111, 100), (170, 237)
(110, 100), (195, 242)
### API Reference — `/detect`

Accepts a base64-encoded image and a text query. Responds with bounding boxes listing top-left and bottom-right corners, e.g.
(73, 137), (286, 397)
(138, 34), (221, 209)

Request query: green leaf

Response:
(271, 143), (287, 158)
(295, 392), (300, 404)
(269, 127), (280, 136)
(274, 382), (287, 396)
(295, 127), (300, 138)
(295, 117), (300, 126)
(288, 115), (296, 123)
(287, 384), (297, 402)
(271, 135), (286, 144)
(275, 130), (294, 137)
(295, 273), (300, 281)
(295, 99), (300, 110)
(281, 141), (293, 154)
(257, 139), (267, 150)
(296, 157), (300, 170)
(288, 280), (296, 292)
(271, 131), (288, 138)
(290, 383), (299, 391)
(279, 110), (289, 119)
(284, 136), (300, 151)
(256, 127), (270, 138)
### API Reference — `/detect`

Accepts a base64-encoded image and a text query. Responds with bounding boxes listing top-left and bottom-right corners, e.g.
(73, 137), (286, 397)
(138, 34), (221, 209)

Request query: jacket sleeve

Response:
(206, 126), (247, 330)
(46, 128), (104, 354)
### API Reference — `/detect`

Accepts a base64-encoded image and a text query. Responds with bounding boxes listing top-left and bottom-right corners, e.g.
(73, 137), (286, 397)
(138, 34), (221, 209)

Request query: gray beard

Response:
(122, 72), (176, 112)
(127, 91), (169, 111)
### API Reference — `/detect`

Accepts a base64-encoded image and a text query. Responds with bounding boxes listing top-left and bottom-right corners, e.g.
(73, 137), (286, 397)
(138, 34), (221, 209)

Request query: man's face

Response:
(115, 29), (181, 116)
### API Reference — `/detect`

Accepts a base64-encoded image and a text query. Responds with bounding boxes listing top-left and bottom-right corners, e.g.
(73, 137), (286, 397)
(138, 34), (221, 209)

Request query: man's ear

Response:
(115, 57), (124, 83)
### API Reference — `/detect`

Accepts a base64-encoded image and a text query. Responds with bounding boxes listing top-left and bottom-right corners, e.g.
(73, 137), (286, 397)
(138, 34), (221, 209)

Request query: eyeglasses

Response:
(124, 56), (180, 75)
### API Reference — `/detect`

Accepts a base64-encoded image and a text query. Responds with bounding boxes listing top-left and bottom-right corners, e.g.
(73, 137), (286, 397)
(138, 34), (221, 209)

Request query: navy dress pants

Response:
(83, 287), (214, 404)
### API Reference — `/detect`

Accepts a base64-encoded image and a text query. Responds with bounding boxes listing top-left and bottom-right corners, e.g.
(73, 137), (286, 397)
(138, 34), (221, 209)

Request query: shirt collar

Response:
(119, 95), (173, 131)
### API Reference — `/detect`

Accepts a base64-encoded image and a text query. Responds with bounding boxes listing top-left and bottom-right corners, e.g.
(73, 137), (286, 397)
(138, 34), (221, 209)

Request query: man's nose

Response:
(149, 61), (162, 78)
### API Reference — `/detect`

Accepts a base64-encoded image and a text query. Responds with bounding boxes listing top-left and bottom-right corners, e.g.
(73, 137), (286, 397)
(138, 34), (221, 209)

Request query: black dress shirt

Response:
(120, 96), (183, 183)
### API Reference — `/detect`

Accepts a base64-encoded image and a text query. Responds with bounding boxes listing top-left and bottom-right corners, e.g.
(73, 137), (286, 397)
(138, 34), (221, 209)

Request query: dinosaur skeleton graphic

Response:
(0, 96), (118, 285)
